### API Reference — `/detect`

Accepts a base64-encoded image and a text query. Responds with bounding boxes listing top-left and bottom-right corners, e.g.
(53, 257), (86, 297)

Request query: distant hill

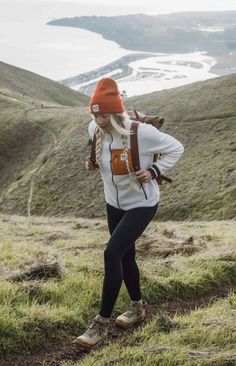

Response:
(0, 61), (89, 107)
(48, 12), (236, 55)
(0, 61), (235, 220)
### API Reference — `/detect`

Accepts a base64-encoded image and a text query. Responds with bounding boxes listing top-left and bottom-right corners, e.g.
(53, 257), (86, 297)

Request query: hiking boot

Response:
(115, 300), (146, 328)
(74, 314), (110, 348)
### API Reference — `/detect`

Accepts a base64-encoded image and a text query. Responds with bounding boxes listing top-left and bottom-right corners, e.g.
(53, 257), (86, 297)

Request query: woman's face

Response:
(94, 113), (113, 132)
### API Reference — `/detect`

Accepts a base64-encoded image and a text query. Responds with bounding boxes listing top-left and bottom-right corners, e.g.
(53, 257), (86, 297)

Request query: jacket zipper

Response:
(140, 183), (148, 200)
(108, 135), (121, 209)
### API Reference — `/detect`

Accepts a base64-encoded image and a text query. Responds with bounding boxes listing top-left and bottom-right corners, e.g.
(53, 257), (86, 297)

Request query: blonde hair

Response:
(110, 112), (132, 135)
(94, 112), (140, 191)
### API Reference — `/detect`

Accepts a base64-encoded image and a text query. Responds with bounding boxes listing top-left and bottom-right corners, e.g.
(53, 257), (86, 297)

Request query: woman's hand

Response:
(85, 157), (98, 171)
(135, 169), (152, 183)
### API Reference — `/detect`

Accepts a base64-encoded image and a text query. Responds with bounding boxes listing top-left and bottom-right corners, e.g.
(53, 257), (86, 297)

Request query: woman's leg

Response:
(99, 204), (157, 318)
(106, 203), (125, 235)
(106, 204), (142, 302)
(106, 204), (141, 301)
(122, 244), (142, 301)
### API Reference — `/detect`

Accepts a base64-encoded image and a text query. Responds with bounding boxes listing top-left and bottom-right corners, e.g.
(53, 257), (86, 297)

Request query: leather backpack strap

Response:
(134, 109), (141, 121)
(128, 109), (164, 129)
(157, 175), (173, 185)
(90, 129), (97, 164)
(130, 121), (172, 184)
(130, 121), (140, 171)
(129, 111), (172, 185)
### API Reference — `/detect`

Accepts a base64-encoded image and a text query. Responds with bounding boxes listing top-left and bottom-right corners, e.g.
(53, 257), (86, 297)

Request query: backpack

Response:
(90, 109), (172, 185)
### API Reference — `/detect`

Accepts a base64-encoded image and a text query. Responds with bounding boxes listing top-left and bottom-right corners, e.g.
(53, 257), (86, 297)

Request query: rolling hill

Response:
(0, 61), (235, 220)
(0, 61), (89, 107)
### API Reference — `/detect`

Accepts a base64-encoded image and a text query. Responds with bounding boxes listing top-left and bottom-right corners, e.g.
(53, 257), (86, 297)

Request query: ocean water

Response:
(0, 2), (218, 96)
(0, 20), (132, 80)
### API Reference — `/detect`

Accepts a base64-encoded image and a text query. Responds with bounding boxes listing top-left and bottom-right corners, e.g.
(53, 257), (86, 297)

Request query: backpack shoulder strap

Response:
(130, 121), (172, 185)
(130, 121), (140, 171)
(90, 129), (97, 164)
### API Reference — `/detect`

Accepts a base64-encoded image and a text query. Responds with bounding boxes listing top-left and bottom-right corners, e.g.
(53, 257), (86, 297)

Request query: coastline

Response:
(49, 12), (236, 96)
(1, 15), (235, 97)
(61, 51), (219, 97)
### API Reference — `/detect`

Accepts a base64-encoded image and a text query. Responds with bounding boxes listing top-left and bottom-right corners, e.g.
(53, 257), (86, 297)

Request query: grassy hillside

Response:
(0, 61), (89, 107)
(126, 75), (236, 220)
(0, 61), (235, 220)
(0, 214), (235, 365)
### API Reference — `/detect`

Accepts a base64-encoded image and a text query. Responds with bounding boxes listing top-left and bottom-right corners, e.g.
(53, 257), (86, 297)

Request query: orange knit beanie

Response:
(90, 78), (125, 114)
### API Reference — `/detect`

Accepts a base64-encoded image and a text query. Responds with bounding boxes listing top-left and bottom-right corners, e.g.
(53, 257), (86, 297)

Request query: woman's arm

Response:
(139, 124), (184, 175)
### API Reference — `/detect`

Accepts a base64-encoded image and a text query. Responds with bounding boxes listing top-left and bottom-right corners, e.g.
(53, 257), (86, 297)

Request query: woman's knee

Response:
(104, 245), (119, 262)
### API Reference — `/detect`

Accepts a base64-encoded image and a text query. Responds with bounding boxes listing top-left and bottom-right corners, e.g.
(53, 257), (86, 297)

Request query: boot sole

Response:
(115, 316), (145, 329)
(73, 337), (105, 349)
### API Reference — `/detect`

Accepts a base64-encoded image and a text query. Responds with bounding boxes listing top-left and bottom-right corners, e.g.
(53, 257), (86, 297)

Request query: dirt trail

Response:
(1, 285), (235, 366)
(22, 108), (58, 217)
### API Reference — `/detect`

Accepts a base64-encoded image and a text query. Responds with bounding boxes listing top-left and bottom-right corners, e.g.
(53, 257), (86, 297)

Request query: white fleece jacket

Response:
(88, 119), (184, 210)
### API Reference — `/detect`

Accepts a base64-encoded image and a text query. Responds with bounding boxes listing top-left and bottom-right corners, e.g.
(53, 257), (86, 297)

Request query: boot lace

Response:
(123, 303), (140, 317)
(84, 318), (107, 338)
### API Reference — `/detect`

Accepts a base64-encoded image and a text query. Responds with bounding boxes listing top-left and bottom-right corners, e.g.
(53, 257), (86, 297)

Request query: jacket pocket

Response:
(111, 149), (134, 175)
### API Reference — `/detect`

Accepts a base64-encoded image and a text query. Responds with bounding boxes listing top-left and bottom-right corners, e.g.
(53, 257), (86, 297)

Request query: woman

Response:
(75, 78), (184, 348)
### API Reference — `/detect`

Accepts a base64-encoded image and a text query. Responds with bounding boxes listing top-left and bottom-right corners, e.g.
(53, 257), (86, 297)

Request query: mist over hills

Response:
(0, 61), (235, 220)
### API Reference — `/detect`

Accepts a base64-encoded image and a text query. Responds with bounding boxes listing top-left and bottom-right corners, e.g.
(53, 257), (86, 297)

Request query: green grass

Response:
(63, 292), (236, 366)
(0, 214), (235, 363)
(0, 61), (89, 107)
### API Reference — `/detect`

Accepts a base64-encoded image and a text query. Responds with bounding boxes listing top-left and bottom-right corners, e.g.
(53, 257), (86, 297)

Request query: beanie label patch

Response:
(92, 104), (99, 113)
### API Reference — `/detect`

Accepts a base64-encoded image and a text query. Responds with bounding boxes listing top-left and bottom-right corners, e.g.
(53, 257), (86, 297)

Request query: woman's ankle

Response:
(131, 299), (142, 305)
(98, 314), (110, 322)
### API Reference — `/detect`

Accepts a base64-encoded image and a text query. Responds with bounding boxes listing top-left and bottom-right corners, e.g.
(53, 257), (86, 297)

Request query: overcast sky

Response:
(1, 0), (236, 21)
(44, 0), (236, 12)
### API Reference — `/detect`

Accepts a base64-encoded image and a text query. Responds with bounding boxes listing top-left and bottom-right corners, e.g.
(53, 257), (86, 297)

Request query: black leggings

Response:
(99, 203), (158, 318)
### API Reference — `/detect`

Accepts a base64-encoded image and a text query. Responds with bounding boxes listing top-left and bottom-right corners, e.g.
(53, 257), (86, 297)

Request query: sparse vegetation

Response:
(68, 291), (236, 366)
(0, 215), (235, 365)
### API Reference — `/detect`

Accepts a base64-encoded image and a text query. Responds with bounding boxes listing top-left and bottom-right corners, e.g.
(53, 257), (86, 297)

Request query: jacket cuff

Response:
(147, 167), (159, 180)
(151, 164), (161, 177)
